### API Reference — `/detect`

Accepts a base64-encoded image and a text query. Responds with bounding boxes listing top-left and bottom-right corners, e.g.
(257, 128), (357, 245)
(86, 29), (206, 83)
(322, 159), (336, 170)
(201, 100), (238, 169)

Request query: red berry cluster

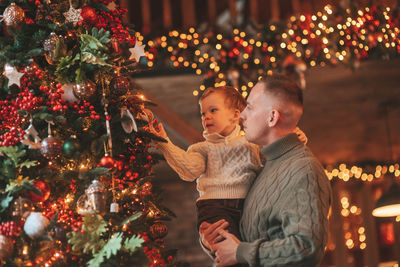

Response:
(0, 127), (26, 146)
(70, 100), (100, 120)
(0, 88), (42, 146)
(39, 84), (68, 112)
(143, 246), (166, 267)
(94, 7), (135, 46)
(0, 221), (18, 237)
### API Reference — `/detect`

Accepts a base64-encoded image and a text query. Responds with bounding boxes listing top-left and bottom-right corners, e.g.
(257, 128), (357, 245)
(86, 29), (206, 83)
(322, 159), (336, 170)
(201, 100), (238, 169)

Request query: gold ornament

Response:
(73, 80), (96, 100)
(3, 3), (25, 27)
(139, 182), (152, 197)
(149, 221), (168, 240)
(81, 117), (93, 131)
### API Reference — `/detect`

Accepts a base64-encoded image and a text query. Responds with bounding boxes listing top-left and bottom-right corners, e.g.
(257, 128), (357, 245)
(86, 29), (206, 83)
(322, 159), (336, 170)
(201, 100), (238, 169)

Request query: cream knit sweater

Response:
(158, 125), (261, 201)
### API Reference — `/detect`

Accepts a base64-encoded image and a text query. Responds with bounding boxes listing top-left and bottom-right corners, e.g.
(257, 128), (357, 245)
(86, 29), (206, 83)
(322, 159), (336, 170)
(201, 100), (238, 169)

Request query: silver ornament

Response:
(86, 180), (106, 214)
(24, 212), (50, 239)
(43, 32), (59, 65)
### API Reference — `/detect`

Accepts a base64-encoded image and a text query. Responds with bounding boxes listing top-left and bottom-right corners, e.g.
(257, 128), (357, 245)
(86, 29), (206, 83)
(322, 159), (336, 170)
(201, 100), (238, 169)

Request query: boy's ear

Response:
(233, 109), (241, 121)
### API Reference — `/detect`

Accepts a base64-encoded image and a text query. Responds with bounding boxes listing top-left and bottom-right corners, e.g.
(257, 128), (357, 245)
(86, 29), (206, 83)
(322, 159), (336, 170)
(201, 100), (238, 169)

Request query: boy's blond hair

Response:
(199, 86), (246, 112)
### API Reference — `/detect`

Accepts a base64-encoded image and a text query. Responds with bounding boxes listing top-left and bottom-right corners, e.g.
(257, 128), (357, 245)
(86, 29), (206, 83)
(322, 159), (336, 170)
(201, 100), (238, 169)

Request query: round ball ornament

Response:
(81, 6), (97, 25)
(140, 182), (152, 197)
(41, 135), (62, 159)
(149, 221), (168, 240)
(28, 180), (50, 203)
(72, 80), (96, 100)
(0, 235), (13, 261)
(110, 75), (130, 97)
(3, 3), (25, 27)
(61, 83), (78, 103)
(52, 225), (67, 242)
(62, 136), (80, 158)
(12, 197), (33, 219)
(99, 154), (114, 169)
(24, 212), (50, 239)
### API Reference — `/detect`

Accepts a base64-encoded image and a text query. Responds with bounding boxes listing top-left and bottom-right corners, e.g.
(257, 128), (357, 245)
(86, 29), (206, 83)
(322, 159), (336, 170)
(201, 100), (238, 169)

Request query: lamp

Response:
(372, 182), (400, 217)
(372, 101), (400, 217)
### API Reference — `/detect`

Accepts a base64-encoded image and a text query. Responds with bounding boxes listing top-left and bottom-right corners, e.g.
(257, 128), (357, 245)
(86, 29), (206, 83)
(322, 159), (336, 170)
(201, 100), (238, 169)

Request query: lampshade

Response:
(372, 182), (400, 217)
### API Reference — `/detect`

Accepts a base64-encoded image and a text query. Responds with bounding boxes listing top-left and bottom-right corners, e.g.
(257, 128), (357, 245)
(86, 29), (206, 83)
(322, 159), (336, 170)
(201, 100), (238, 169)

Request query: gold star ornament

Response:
(129, 43), (146, 62)
(4, 64), (24, 87)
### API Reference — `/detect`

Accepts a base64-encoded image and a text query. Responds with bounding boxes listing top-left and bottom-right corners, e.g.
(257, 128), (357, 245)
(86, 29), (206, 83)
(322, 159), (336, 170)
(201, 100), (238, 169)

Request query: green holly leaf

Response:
(0, 146), (25, 167)
(87, 232), (123, 267)
(67, 214), (107, 254)
(91, 28), (110, 45)
(1, 193), (14, 212)
(103, 232), (123, 258)
(82, 214), (107, 236)
(121, 212), (142, 226)
(18, 160), (37, 169)
(123, 235), (144, 253)
(5, 176), (33, 193)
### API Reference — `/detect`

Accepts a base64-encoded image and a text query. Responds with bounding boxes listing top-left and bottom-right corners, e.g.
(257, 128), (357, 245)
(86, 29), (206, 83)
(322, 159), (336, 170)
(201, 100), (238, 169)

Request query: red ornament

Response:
(99, 154), (114, 169)
(81, 6), (97, 25)
(28, 180), (50, 202)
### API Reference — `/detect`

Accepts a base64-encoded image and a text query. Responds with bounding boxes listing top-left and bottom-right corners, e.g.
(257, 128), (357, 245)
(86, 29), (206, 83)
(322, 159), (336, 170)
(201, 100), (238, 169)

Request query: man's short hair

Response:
(259, 74), (303, 108)
(200, 86), (247, 112)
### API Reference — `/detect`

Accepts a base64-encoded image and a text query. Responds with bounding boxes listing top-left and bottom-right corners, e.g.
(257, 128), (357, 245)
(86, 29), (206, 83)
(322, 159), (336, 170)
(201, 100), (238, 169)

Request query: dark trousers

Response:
(196, 199), (244, 243)
(196, 199), (246, 267)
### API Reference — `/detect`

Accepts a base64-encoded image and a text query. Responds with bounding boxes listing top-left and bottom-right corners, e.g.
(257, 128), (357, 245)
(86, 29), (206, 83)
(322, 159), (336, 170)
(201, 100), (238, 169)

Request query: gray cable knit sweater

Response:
(236, 133), (332, 267)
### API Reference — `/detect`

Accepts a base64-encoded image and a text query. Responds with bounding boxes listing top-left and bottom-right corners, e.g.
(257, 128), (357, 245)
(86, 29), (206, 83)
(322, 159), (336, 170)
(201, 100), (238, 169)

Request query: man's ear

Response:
(267, 109), (280, 127)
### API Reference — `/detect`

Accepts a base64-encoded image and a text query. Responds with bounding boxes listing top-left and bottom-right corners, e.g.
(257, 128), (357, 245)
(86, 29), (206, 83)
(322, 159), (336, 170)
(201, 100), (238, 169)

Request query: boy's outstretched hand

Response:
(293, 126), (308, 144)
(148, 119), (167, 139)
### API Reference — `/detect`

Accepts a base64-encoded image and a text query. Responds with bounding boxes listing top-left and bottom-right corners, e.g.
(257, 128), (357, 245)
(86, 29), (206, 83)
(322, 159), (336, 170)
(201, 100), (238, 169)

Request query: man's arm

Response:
(221, 168), (331, 266)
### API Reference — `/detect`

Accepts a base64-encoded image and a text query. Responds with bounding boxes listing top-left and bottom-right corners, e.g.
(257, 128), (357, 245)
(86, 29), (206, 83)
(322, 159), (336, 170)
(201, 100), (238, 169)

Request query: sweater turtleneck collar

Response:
(203, 125), (242, 143)
(260, 133), (302, 160)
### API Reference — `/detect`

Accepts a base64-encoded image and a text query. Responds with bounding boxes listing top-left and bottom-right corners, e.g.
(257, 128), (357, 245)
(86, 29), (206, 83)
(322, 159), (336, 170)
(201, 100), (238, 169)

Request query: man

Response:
(200, 74), (332, 267)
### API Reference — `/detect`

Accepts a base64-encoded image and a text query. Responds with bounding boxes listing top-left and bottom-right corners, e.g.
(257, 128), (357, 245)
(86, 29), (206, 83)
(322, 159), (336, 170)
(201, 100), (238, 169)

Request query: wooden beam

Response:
(291, 0), (301, 15)
(228, 0), (238, 23)
(141, 0), (151, 32)
(249, 0), (258, 24)
(181, 0), (197, 29)
(270, 0), (280, 22)
(163, 0), (173, 29)
(331, 182), (349, 267)
(207, 0), (217, 26)
(360, 184), (380, 267)
(145, 92), (203, 144)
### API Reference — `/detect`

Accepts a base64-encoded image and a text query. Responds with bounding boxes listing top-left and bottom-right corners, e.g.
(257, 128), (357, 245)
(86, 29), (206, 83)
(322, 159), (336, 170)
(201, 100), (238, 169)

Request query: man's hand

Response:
(213, 230), (240, 267)
(199, 220), (229, 250)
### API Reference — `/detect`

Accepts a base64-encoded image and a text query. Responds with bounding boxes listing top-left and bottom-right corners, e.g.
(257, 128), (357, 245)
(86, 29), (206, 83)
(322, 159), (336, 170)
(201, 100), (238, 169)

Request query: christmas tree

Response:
(0, 0), (175, 266)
